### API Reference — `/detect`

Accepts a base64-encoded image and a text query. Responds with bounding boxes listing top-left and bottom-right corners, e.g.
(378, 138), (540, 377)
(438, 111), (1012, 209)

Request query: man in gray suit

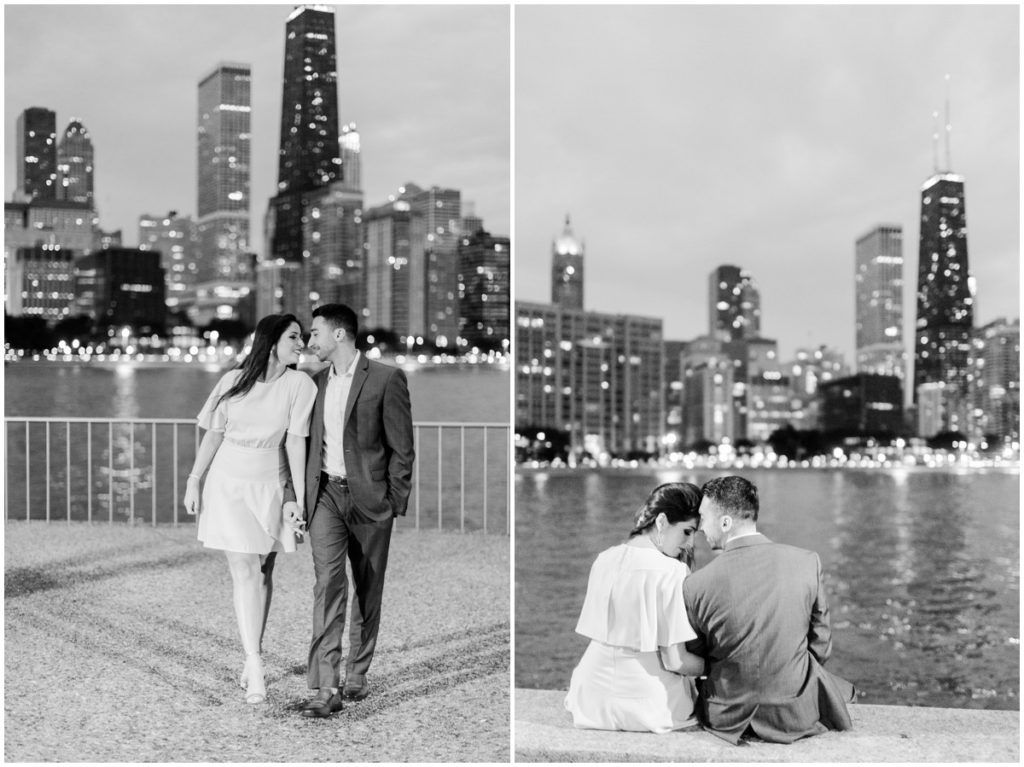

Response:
(683, 475), (855, 744)
(284, 303), (414, 718)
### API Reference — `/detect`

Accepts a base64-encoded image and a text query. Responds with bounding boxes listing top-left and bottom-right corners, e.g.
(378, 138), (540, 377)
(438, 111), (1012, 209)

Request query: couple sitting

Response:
(565, 476), (856, 745)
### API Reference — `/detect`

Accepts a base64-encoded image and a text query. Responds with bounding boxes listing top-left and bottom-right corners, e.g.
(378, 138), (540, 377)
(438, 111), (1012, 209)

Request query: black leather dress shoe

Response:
(301, 689), (344, 717)
(342, 681), (369, 701)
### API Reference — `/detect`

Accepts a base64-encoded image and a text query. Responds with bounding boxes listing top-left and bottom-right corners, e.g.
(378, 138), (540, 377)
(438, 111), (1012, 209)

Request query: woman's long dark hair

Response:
(216, 313), (302, 408)
(628, 482), (702, 538)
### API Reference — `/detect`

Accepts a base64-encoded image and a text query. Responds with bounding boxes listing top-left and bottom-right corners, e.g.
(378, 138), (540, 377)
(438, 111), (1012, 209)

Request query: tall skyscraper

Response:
(409, 185), (461, 344)
(977, 318), (1020, 442)
(551, 215), (584, 310)
(365, 198), (416, 335)
(855, 225), (905, 379)
(261, 6), (357, 316)
(196, 62), (252, 285)
(709, 265), (760, 341)
(56, 120), (95, 206)
(913, 81), (976, 435)
(276, 6), (340, 195)
(16, 107), (58, 201)
(458, 229), (510, 350)
(138, 211), (199, 313)
(912, 172), (974, 433)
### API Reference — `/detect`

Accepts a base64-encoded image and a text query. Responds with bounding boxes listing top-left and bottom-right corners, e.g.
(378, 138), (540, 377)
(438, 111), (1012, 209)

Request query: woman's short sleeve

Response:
(197, 372), (236, 432)
(287, 373), (318, 437)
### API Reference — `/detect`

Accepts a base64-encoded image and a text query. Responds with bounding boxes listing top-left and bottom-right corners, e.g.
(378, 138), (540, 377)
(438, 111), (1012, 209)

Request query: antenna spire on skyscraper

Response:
(944, 73), (953, 171)
(931, 111), (940, 174)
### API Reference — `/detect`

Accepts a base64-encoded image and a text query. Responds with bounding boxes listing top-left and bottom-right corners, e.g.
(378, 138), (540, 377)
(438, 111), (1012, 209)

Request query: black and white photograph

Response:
(4, 4), (509, 762)
(513, 4), (1019, 762)
(5, 2), (1023, 764)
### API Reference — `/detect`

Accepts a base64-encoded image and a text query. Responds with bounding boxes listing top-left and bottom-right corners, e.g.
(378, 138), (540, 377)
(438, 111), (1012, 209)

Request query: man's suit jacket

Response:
(288, 355), (414, 522)
(683, 534), (855, 745)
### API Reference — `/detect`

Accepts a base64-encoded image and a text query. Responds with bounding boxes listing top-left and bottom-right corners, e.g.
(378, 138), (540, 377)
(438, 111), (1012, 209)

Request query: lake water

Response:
(515, 467), (1020, 710)
(4, 361), (510, 531)
(3, 360), (510, 422)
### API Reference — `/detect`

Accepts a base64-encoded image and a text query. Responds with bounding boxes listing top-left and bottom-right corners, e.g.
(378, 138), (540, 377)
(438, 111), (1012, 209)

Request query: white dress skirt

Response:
(564, 543), (698, 733)
(198, 440), (292, 554)
(565, 641), (698, 734)
(195, 367), (317, 555)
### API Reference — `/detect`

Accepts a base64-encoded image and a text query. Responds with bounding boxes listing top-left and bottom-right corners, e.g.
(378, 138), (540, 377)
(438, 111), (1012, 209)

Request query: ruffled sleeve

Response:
(196, 370), (238, 432)
(575, 545), (697, 652)
(287, 371), (317, 437)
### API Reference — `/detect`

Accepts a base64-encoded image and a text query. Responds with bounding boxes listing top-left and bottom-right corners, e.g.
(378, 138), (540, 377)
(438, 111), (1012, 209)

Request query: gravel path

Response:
(4, 522), (510, 762)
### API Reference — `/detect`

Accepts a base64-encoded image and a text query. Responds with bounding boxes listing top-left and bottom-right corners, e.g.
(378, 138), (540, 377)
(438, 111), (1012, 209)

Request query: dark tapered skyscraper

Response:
(913, 171), (974, 434)
(260, 6), (357, 316)
(16, 107), (58, 201)
(276, 6), (341, 195)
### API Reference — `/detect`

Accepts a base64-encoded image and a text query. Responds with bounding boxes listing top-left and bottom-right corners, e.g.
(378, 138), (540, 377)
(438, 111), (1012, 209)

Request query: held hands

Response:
(183, 475), (201, 516)
(284, 501), (306, 539)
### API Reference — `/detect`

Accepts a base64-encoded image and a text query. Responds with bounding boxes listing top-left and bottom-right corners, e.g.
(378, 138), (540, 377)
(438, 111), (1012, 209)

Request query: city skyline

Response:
(4, 4), (510, 242)
(515, 5), (1019, 362)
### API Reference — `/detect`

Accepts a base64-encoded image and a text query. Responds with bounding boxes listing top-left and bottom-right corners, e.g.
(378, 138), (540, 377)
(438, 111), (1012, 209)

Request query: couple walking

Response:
(565, 476), (856, 745)
(182, 303), (414, 716)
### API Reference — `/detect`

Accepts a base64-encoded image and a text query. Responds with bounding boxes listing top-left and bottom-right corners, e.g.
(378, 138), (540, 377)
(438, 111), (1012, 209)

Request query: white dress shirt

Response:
(321, 351), (360, 477)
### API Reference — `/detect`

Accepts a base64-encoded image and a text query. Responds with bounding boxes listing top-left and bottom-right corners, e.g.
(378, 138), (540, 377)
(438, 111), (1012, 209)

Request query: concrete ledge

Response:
(515, 689), (1020, 762)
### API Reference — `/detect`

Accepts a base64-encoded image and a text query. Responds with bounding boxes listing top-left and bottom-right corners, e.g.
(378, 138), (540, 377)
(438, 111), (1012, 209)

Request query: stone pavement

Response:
(515, 688), (1020, 762)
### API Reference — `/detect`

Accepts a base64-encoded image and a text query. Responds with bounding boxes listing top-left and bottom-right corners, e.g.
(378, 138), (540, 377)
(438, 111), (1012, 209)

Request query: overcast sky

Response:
(515, 4), (1019, 362)
(4, 4), (510, 242)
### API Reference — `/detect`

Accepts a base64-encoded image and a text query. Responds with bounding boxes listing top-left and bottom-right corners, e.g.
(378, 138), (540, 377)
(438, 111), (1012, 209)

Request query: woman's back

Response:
(565, 541), (698, 733)
(576, 543), (693, 652)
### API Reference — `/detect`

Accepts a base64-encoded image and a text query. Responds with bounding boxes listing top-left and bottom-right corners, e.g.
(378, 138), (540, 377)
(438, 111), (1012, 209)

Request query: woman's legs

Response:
(225, 551), (266, 702)
(259, 551), (278, 653)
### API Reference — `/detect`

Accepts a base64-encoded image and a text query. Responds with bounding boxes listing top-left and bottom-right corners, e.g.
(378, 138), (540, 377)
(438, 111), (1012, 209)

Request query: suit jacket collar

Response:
(342, 353), (371, 427)
(724, 532), (771, 551)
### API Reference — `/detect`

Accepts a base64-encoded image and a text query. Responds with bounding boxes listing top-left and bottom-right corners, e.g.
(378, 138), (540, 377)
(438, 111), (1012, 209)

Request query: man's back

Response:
(683, 534), (852, 744)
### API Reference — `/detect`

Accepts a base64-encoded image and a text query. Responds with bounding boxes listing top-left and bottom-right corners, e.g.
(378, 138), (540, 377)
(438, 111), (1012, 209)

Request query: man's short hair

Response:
(701, 475), (758, 522)
(313, 303), (358, 339)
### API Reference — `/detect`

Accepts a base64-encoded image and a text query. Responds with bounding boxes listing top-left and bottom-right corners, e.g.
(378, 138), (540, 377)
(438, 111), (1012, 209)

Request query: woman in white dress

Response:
(565, 482), (707, 733)
(183, 314), (317, 704)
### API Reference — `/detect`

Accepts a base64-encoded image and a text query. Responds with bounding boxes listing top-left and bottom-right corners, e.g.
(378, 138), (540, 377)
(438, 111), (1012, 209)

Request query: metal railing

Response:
(4, 417), (509, 534)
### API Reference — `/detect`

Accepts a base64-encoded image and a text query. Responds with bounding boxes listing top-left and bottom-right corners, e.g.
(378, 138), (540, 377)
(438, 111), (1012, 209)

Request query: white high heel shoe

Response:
(243, 654), (266, 704)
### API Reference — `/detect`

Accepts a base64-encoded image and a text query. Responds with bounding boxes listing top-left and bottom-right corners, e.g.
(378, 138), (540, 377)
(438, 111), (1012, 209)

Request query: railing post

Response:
(25, 422), (30, 522)
(482, 426), (488, 534)
(129, 423), (136, 525)
(108, 422), (113, 524)
(436, 426), (443, 531)
(414, 426), (421, 530)
(45, 422), (51, 523)
(151, 422), (157, 526)
(66, 422), (71, 523)
(87, 422), (93, 523)
(4, 421), (8, 522)
(460, 425), (465, 533)
(172, 425), (179, 527)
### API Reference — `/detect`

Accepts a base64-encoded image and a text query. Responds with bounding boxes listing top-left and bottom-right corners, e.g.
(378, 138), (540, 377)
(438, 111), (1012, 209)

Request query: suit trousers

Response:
(307, 478), (394, 690)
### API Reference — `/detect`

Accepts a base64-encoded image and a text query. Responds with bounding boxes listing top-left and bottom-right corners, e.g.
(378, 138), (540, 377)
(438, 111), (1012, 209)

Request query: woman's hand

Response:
(184, 475), (201, 516)
(284, 501), (305, 533)
(659, 642), (706, 676)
